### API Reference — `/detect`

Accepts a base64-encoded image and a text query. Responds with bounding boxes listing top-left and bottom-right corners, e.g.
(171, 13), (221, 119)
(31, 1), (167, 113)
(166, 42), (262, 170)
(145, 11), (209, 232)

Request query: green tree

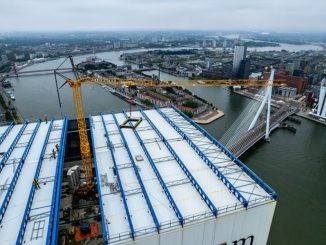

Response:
(183, 111), (193, 118)
(183, 100), (199, 108)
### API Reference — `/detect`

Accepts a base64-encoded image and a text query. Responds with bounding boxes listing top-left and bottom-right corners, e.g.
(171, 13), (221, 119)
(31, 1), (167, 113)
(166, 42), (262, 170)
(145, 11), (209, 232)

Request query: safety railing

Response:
(48, 117), (68, 245)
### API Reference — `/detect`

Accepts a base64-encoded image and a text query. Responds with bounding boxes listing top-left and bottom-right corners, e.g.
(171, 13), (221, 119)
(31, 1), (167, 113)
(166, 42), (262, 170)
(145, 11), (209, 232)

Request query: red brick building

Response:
(264, 69), (308, 94)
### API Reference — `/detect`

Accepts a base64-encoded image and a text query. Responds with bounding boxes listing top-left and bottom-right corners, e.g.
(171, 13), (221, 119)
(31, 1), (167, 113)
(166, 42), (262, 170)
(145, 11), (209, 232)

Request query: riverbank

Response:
(0, 88), (23, 123)
(233, 89), (283, 108)
(295, 110), (326, 126)
(233, 89), (326, 126)
(193, 109), (224, 124)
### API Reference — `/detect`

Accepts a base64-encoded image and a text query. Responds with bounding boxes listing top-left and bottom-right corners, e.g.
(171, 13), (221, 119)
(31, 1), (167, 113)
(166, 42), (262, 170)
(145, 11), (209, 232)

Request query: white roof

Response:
(0, 119), (67, 245)
(90, 107), (276, 244)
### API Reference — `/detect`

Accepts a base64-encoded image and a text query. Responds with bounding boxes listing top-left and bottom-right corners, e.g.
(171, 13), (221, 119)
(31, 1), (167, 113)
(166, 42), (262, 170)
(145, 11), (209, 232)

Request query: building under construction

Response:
(0, 106), (277, 245)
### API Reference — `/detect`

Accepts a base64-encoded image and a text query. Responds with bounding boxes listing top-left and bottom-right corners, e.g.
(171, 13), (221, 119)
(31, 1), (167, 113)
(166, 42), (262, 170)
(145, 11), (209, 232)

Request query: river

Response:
(8, 47), (326, 245)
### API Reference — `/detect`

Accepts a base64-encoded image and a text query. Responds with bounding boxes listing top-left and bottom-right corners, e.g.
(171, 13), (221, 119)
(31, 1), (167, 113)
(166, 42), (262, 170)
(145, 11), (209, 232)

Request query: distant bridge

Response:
(8, 68), (72, 77)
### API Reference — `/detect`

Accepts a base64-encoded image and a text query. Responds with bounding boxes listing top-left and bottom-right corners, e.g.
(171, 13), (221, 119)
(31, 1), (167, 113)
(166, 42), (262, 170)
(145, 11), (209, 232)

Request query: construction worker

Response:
(33, 178), (41, 190)
(44, 114), (48, 124)
(52, 148), (56, 159)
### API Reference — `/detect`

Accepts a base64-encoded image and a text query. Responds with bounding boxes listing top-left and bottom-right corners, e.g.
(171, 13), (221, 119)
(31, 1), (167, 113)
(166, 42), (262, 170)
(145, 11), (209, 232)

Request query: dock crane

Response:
(55, 57), (286, 184)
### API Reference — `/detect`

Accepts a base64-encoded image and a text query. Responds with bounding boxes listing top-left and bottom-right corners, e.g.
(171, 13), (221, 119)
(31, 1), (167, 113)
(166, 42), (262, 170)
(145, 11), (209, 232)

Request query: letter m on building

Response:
(232, 235), (254, 245)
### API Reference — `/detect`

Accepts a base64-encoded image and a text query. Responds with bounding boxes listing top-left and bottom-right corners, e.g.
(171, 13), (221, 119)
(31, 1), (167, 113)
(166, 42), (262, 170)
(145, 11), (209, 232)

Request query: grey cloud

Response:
(0, 0), (325, 32)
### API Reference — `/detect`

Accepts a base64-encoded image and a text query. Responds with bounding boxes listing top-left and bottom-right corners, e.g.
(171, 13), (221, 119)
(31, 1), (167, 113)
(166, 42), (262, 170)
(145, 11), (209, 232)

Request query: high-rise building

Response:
(232, 45), (247, 77)
(284, 63), (295, 75)
(212, 40), (217, 48)
(315, 79), (326, 118)
(238, 59), (250, 79)
(223, 40), (227, 48)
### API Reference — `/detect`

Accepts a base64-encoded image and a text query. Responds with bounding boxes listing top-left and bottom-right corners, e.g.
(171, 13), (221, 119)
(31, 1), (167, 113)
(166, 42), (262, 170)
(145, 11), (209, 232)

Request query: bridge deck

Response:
(228, 106), (298, 157)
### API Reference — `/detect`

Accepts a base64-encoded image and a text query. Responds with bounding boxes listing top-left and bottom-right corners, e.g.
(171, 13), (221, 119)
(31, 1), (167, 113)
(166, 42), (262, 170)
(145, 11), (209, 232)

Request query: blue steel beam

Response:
(171, 105), (277, 200)
(140, 110), (218, 216)
(0, 122), (28, 173)
(89, 115), (109, 244)
(16, 120), (54, 245)
(0, 120), (41, 223)
(156, 108), (249, 208)
(0, 122), (14, 145)
(49, 117), (69, 245)
(100, 113), (135, 240)
(112, 113), (161, 232)
(122, 111), (184, 226)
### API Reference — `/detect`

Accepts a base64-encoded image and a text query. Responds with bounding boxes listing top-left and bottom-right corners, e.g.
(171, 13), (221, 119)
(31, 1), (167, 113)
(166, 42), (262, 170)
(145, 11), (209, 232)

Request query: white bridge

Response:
(220, 69), (298, 157)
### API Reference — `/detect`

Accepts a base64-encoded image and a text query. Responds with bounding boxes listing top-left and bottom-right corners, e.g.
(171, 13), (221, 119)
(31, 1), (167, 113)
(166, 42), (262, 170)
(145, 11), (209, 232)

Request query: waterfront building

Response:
(264, 69), (308, 94)
(313, 79), (326, 119)
(137, 90), (171, 107)
(274, 86), (297, 97)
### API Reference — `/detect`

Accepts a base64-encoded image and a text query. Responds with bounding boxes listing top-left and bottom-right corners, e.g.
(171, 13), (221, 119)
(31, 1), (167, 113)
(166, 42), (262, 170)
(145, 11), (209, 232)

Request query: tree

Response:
(5, 111), (12, 121)
(183, 111), (193, 118)
(183, 100), (199, 108)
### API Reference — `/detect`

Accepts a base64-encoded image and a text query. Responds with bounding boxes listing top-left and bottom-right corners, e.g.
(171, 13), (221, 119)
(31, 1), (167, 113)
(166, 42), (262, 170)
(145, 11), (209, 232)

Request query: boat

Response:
(6, 91), (15, 100)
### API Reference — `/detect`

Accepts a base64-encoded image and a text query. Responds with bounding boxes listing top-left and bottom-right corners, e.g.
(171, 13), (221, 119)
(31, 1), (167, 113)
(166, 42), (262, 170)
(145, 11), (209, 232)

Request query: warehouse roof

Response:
(90, 107), (277, 244)
(0, 118), (68, 245)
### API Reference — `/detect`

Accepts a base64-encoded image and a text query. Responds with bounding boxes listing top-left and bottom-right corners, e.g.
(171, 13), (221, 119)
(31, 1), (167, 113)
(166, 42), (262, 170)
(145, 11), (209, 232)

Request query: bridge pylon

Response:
(248, 69), (275, 140)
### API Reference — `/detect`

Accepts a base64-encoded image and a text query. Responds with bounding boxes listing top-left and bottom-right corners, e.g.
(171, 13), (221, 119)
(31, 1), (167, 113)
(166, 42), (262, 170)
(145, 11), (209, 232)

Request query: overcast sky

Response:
(0, 0), (325, 32)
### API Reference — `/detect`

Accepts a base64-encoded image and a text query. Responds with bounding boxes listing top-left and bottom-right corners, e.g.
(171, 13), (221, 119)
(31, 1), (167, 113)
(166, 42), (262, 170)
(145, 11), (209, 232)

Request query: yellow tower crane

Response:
(65, 76), (286, 184)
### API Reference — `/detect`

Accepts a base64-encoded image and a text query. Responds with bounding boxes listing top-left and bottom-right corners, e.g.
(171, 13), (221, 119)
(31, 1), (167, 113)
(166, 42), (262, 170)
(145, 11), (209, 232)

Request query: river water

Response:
(9, 47), (326, 245)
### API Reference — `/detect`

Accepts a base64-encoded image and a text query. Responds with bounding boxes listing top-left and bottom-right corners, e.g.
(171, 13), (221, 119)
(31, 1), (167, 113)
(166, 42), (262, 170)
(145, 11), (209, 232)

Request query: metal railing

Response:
(48, 117), (68, 245)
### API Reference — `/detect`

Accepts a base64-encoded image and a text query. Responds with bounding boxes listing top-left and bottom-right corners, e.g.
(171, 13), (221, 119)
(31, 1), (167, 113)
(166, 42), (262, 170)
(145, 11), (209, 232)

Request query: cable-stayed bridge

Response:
(220, 70), (298, 157)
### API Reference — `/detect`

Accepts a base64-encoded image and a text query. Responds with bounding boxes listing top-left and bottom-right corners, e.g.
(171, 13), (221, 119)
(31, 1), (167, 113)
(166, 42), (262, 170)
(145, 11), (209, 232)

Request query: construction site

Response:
(0, 64), (282, 245)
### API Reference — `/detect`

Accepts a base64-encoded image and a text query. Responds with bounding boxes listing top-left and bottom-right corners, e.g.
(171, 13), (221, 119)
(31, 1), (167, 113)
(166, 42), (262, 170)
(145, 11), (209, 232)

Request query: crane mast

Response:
(69, 80), (93, 183)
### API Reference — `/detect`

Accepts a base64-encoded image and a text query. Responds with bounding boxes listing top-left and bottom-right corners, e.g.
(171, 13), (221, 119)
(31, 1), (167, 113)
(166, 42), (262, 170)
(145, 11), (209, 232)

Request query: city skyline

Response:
(0, 0), (325, 32)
